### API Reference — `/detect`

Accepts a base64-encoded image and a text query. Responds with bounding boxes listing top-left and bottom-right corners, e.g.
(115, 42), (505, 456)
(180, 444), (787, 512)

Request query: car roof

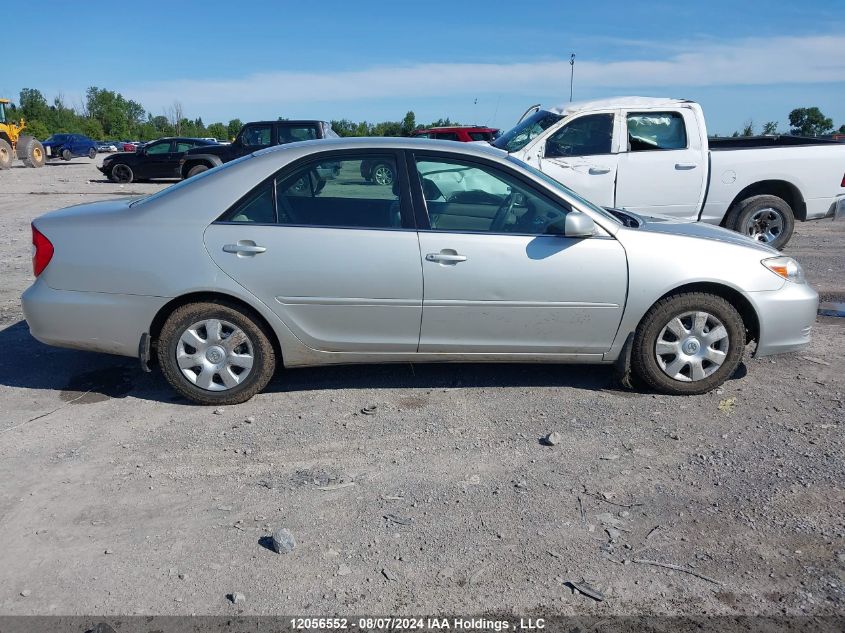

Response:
(416, 126), (498, 132)
(252, 136), (507, 160)
(243, 120), (327, 126)
(548, 96), (693, 115)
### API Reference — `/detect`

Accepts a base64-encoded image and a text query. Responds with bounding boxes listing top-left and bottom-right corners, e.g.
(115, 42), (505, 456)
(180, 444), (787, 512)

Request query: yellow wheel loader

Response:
(0, 98), (45, 169)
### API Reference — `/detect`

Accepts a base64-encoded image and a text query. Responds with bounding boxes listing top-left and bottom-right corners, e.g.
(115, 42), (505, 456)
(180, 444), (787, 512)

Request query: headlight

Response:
(762, 256), (805, 283)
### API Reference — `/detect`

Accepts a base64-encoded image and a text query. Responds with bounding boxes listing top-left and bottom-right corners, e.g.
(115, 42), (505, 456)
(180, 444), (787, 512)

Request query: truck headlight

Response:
(762, 256), (805, 283)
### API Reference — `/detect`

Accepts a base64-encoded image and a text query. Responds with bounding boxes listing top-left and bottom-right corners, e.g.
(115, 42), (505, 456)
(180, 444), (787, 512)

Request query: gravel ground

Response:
(0, 159), (843, 618)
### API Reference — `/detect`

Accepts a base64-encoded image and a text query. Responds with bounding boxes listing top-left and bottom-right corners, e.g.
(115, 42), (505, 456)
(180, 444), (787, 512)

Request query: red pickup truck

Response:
(412, 125), (500, 142)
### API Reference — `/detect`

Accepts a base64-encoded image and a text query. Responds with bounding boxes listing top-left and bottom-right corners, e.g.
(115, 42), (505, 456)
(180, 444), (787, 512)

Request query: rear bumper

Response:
(21, 279), (168, 358)
(749, 281), (818, 357)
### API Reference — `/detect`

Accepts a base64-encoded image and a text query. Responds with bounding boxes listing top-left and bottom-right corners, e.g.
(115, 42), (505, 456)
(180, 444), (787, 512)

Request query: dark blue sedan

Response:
(42, 134), (98, 161)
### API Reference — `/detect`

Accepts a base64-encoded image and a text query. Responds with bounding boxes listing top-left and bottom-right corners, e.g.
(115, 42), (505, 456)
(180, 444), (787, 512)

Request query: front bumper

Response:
(749, 281), (819, 357)
(22, 278), (169, 358)
(98, 164), (110, 174)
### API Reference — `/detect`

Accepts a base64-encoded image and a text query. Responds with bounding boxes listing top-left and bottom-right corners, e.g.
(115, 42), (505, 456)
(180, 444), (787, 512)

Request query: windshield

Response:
(130, 154), (254, 208)
(493, 110), (562, 152)
(507, 156), (620, 225)
(45, 134), (70, 143)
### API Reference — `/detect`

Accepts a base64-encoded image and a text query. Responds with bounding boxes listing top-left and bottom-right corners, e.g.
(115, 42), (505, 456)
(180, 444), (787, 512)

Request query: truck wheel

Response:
(726, 194), (794, 250)
(110, 163), (134, 183)
(186, 164), (209, 178)
(61, 148), (72, 161)
(632, 292), (745, 395)
(0, 139), (12, 169)
(88, 147), (97, 159)
(17, 136), (45, 168)
(157, 301), (276, 405)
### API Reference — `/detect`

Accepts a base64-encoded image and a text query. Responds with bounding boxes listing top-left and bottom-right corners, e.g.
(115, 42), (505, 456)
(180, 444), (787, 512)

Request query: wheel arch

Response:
(148, 291), (283, 365)
(181, 155), (223, 178)
(722, 180), (806, 225)
(648, 281), (760, 344)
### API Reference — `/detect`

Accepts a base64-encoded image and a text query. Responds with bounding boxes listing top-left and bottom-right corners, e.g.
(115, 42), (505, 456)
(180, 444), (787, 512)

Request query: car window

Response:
(277, 126), (318, 144)
(241, 124), (272, 147)
(433, 132), (460, 141)
(492, 110), (563, 152)
(545, 113), (614, 158)
(224, 182), (276, 224)
(627, 111), (687, 151)
(145, 141), (171, 154)
(274, 156), (402, 228)
(414, 132), (432, 139)
(468, 131), (493, 141)
(415, 156), (571, 234)
(175, 141), (195, 152)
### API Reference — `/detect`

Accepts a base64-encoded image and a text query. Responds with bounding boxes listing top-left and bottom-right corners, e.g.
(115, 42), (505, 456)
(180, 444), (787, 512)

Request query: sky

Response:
(5, 0), (845, 135)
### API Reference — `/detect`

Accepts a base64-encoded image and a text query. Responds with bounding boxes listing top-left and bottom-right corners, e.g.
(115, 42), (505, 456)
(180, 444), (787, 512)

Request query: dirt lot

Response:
(0, 158), (843, 619)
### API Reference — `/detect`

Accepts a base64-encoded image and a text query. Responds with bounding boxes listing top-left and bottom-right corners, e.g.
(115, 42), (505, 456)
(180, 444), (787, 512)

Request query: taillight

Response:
(841, 173), (845, 187)
(32, 224), (54, 277)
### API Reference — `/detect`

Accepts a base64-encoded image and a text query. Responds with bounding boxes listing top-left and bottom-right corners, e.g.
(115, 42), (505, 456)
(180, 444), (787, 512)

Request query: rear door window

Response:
(626, 112), (687, 151)
(433, 132), (460, 141)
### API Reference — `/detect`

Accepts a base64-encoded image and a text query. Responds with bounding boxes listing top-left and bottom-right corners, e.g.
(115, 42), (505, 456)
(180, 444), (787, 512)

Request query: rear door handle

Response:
(588, 166), (611, 175)
(675, 163), (698, 170)
(223, 242), (267, 255)
(425, 252), (467, 264)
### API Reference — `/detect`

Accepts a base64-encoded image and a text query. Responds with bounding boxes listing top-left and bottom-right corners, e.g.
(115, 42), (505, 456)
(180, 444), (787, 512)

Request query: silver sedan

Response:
(22, 138), (818, 404)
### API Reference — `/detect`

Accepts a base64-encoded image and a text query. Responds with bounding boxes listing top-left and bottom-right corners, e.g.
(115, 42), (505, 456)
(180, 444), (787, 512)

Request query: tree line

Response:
(5, 87), (844, 142)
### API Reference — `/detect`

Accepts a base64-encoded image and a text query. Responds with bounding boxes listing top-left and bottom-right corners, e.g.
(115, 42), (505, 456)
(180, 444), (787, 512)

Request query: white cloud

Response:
(127, 35), (845, 112)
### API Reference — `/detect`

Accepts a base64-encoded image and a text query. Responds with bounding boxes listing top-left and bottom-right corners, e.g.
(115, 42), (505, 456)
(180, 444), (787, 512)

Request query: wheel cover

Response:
(743, 207), (783, 243)
(655, 311), (729, 382)
(176, 319), (255, 391)
(373, 165), (394, 185)
(33, 147), (43, 161)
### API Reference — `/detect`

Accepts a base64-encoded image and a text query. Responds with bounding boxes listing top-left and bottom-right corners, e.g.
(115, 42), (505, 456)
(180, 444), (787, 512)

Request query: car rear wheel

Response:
(632, 292), (745, 395)
(371, 162), (395, 186)
(0, 139), (12, 169)
(726, 194), (794, 250)
(157, 302), (276, 405)
(186, 164), (209, 178)
(88, 147), (97, 159)
(109, 163), (134, 183)
(61, 148), (72, 161)
(17, 136), (45, 168)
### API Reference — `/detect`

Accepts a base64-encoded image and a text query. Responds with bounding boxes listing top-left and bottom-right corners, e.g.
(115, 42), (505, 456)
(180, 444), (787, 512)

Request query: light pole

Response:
(569, 53), (576, 102)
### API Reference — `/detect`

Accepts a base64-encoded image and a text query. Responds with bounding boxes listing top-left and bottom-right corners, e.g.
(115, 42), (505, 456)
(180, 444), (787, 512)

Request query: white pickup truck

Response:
(494, 97), (845, 248)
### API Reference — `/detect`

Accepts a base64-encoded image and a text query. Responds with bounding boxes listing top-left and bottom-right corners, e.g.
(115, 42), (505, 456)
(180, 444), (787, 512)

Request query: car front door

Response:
(142, 140), (175, 178)
(239, 123), (273, 151)
(204, 151), (423, 352)
(411, 153), (627, 354)
(536, 111), (620, 207)
(614, 109), (706, 218)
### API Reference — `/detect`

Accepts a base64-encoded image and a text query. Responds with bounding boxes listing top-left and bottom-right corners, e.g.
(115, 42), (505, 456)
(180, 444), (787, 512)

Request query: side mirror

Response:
(564, 211), (596, 237)
(546, 211), (595, 237)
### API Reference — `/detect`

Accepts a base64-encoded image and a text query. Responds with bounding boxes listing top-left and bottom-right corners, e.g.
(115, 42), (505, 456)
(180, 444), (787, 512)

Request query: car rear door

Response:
(411, 152), (627, 354)
(203, 150), (424, 353)
(614, 108), (707, 218)
(143, 140), (176, 178)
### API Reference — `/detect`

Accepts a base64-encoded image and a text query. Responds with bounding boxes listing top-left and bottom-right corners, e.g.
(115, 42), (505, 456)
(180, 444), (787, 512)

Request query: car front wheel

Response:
(157, 301), (276, 405)
(632, 292), (745, 395)
(109, 163), (134, 183)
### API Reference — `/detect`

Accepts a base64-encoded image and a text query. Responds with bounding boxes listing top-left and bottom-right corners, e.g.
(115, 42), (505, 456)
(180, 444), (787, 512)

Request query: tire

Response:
(370, 162), (395, 186)
(88, 147), (97, 159)
(157, 301), (276, 405)
(17, 136), (45, 168)
(186, 164), (209, 178)
(632, 292), (746, 395)
(0, 139), (12, 169)
(109, 163), (134, 183)
(61, 148), (72, 161)
(725, 194), (795, 250)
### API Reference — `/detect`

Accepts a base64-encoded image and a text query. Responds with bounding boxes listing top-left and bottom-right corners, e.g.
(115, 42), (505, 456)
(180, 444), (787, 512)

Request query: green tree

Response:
(788, 107), (833, 136)
(18, 88), (51, 124)
(839, 124), (845, 134)
(741, 120), (754, 136)
(23, 119), (50, 140)
(761, 121), (779, 135)
(401, 111), (416, 136)
(227, 119), (243, 140)
(207, 122), (228, 141)
(81, 118), (105, 140)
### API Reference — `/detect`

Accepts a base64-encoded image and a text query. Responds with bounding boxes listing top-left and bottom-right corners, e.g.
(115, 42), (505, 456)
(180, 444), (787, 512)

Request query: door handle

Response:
(588, 166), (611, 175)
(675, 162), (698, 170)
(425, 252), (467, 264)
(223, 242), (267, 255)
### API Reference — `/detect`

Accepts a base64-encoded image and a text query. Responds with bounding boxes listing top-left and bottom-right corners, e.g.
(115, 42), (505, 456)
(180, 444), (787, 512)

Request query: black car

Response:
(179, 120), (337, 179)
(99, 137), (218, 183)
